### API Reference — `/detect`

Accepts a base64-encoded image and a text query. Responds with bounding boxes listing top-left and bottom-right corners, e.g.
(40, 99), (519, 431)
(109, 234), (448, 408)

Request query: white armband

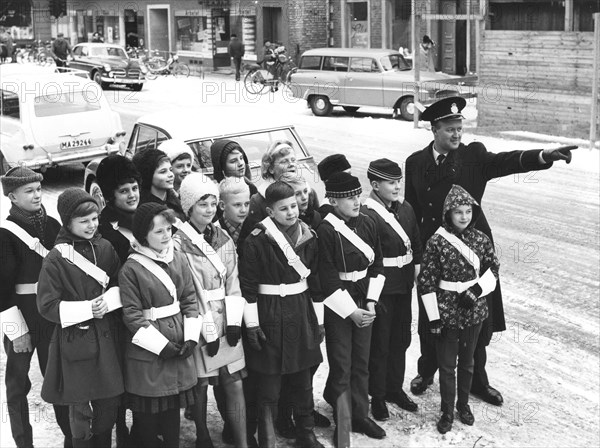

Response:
(225, 296), (246, 326)
(366, 274), (386, 302)
(0, 306), (29, 341)
(184, 315), (202, 342)
(421, 292), (440, 321)
(477, 269), (497, 297)
(201, 311), (218, 343)
(59, 301), (94, 328)
(312, 301), (324, 325)
(243, 302), (260, 328)
(132, 325), (169, 355)
(324, 289), (358, 319)
(103, 287), (123, 312)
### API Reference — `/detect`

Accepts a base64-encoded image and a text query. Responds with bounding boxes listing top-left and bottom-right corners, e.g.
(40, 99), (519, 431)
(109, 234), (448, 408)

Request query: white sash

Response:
(435, 227), (480, 275)
(324, 213), (375, 264)
(178, 222), (227, 279)
(110, 221), (134, 242)
(55, 243), (110, 289)
(364, 198), (412, 251)
(129, 253), (177, 301)
(2, 220), (49, 258)
(261, 217), (311, 279)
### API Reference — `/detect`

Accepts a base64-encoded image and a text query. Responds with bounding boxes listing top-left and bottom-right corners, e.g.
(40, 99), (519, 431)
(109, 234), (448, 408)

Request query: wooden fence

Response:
(477, 29), (599, 142)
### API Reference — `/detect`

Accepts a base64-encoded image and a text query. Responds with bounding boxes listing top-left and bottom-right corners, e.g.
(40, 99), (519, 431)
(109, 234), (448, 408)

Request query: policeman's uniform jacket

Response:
(405, 141), (553, 332)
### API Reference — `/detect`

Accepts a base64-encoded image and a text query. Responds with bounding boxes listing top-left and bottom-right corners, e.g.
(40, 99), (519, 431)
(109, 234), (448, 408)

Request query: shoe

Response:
(410, 375), (433, 395)
(370, 397), (389, 421)
(312, 409), (331, 428)
(196, 437), (214, 448)
(437, 412), (453, 434)
(351, 417), (386, 439)
(296, 430), (325, 448)
(221, 421), (234, 445)
(472, 385), (504, 406)
(457, 404), (475, 426)
(385, 390), (418, 412)
(276, 416), (297, 439)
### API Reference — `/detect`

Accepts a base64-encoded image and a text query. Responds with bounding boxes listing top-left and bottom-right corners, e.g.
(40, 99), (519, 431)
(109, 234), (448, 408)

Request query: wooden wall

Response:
(478, 30), (597, 138)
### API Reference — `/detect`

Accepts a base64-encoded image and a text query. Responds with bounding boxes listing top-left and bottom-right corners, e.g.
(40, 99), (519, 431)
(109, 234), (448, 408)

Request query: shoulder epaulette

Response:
(251, 228), (263, 236)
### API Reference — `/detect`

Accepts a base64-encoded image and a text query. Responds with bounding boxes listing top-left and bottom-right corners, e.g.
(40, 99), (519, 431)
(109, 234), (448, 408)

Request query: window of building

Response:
(0, 0), (33, 40)
(347, 0), (369, 48)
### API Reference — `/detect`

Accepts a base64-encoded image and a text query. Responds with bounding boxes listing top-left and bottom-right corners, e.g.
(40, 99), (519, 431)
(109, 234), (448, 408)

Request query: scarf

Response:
(9, 204), (48, 245)
(222, 217), (242, 244)
(273, 218), (301, 248)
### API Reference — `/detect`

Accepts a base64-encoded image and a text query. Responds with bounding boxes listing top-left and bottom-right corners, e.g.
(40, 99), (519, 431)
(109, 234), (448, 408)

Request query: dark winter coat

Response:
(118, 243), (198, 397)
(418, 185), (500, 329)
(317, 210), (384, 308)
(228, 38), (245, 59)
(98, 204), (135, 264)
(361, 191), (422, 295)
(139, 189), (186, 223)
(37, 229), (124, 404)
(405, 141), (552, 332)
(239, 219), (323, 375)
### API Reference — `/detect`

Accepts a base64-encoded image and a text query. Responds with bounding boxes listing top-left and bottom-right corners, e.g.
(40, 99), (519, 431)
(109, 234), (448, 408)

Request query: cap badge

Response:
(451, 103), (458, 114)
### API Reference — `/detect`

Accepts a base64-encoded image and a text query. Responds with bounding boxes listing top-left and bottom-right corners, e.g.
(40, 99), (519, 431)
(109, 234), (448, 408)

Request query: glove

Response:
(542, 145), (577, 164)
(458, 288), (479, 310)
(226, 325), (242, 347)
(206, 338), (220, 357)
(178, 340), (197, 358)
(159, 341), (181, 359)
(318, 324), (325, 344)
(429, 319), (442, 337)
(246, 326), (267, 351)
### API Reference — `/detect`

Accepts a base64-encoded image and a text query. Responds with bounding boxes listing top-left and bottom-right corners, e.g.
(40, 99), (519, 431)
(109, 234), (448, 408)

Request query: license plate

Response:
(60, 138), (92, 150)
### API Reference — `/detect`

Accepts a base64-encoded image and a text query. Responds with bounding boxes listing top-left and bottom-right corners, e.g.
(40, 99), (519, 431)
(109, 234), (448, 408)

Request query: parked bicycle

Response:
(143, 51), (190, 79)
(243, 45), (297, 95)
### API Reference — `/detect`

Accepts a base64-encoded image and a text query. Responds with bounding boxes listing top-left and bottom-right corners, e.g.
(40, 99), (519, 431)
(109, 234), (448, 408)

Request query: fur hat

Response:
(132, 149), (169, 190)
(158, 139), (195, 163)
(57, 188), (97, 226)
(1, 166), (43, 196)
(179, 172), (219, 216)
(132, 202), (169, 243)
(325, 172), (362, 198)
(96, 155), (141, 202)
(318, 154), (351, 182)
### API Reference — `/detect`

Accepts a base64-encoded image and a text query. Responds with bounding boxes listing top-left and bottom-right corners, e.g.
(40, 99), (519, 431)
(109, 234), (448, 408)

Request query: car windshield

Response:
(90, 46), (127, 58)
(380, 54), (412, 71)
(34, 91), (102, 117)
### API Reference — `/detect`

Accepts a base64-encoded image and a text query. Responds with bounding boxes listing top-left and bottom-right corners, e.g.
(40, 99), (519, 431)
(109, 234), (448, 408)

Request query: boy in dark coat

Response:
(0, 167), (72, 448)
(418, 184), (499, 434)
(239, 181), (324, 448)
(361, 159), (422, 421)
(316, 172), (386, 447)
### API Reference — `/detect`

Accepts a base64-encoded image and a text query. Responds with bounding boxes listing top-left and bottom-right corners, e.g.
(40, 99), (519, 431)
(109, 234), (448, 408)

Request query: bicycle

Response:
(244, 46), (297, 96)
(144, 51), (190, 79)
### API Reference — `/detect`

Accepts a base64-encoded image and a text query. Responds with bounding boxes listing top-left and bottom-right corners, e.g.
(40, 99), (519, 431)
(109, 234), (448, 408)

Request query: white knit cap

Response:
(158, 139), (195, 163)
(179, 172), (219, 216)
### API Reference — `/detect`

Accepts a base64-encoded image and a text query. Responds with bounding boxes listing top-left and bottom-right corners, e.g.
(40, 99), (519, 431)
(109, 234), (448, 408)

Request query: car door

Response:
(343, 57), (383, 107)
(318, 56), (349, 103)
(70, 45), (92, 72)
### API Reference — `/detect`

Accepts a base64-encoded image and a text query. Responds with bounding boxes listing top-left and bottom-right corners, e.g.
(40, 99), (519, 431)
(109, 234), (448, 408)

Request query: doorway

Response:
(263, 7), (282, 44)
(148, 6), (169, 53)
(212, 9), (231, 68)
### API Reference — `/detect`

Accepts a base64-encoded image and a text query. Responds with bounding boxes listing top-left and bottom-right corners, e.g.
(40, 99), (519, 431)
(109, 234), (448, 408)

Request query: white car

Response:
(0, 66), (126, 174)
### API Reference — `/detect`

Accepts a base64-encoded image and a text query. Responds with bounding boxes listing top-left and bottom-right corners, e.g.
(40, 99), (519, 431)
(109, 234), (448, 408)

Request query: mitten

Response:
(246, 326), (267, 351)
(226, 325), (242, 347)
(159, 341), (181, 359)
(458, 284), (482, 309)
(206, 338), (220, 357)
(178, 340), (197, 358)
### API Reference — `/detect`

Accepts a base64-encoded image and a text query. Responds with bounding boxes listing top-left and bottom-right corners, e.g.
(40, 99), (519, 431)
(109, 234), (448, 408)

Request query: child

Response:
(279, 172), (322, 229)
(0, 167), (72, 448)
(37, 188), (124, 448)
(159, 139), (195, 193)
(211, 139), (258, 196)
(132, 148), (186, 223)
(316, 154), (352, 218)
(174, 172), (248, 448)
(361, 159), (422, 421)
(316, 172), (386, 448)
(218, 177), (253, 252)
(418, 184), (499, 434)
(239, 181), (324, 448)
(118, 202), (200, 448)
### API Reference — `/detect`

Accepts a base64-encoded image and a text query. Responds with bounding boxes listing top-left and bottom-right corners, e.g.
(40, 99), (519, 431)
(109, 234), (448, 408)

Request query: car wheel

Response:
(131, 83), (143, 91)
(88, 179), (106, 210)
(342, 106), (359, 114)
(0, 151), (10, 175)
(397, 96), (415, 121)
(309, 95), (333, 117)
(92, 71), (107, 89)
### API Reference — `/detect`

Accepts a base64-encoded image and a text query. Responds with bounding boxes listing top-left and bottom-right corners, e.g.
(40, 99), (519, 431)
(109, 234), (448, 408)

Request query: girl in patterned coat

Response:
(418, 184), (499, 434)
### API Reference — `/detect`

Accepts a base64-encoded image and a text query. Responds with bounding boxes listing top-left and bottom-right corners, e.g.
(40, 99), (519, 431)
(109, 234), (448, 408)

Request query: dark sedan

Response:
(70, 43), (146, 91)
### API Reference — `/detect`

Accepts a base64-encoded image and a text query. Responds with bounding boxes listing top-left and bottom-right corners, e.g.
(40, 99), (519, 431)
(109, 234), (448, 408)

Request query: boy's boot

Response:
(71, 437), (93, 448)
(296, 429), (324, 448)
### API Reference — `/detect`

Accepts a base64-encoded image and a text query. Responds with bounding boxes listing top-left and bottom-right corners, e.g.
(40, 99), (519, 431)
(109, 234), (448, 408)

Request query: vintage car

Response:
(288, 48), (476, 120)
(84, 107), (323, 207)
(69, 43), (146, 91)
(0, 66), (126, 175)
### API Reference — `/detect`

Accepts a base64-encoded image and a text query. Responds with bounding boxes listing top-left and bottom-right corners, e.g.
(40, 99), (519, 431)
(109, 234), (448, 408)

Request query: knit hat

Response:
(210, 139), (250, 182)
(96, 155), (141, 202)
(132, 149), (169, 190)
(367, 158), (403, 182)
(132, 202), (169, 243)
(318, 154), (351, 182)
(325, 172), (362, 198)
(158, 139), (195, 163)
(57, 187), (98, 226)
(179, 172), (219, 216)
(1, 166), (43, 196)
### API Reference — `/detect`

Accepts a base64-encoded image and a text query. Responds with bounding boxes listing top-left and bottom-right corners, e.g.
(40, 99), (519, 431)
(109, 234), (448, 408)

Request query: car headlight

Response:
(103, 64), (112, 72)
(140, 65), (148, 74)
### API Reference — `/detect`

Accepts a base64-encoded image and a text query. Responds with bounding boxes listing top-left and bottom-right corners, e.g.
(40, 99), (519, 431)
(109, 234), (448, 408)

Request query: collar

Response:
(369, 190), (402, 209)
(432, 144), (447, 162)
(131, 238), (174, 263)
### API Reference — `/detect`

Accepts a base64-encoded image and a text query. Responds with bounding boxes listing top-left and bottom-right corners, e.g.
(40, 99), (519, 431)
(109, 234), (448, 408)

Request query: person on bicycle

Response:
(52, 33), (71, 67)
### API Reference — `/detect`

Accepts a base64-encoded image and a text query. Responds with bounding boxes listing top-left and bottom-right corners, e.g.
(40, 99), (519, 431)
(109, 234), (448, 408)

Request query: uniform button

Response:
(428, 203), (433, 207)
(432, 218), (436, 221)
(427, 187), (431, 191)
(168, 323), (174, 328)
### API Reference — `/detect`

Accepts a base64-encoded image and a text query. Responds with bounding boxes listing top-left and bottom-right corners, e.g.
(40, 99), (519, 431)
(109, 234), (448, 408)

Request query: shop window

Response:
(175, 13), (209, 53)
(347, 1), (369, 48)
(0, 0), (33, 40)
